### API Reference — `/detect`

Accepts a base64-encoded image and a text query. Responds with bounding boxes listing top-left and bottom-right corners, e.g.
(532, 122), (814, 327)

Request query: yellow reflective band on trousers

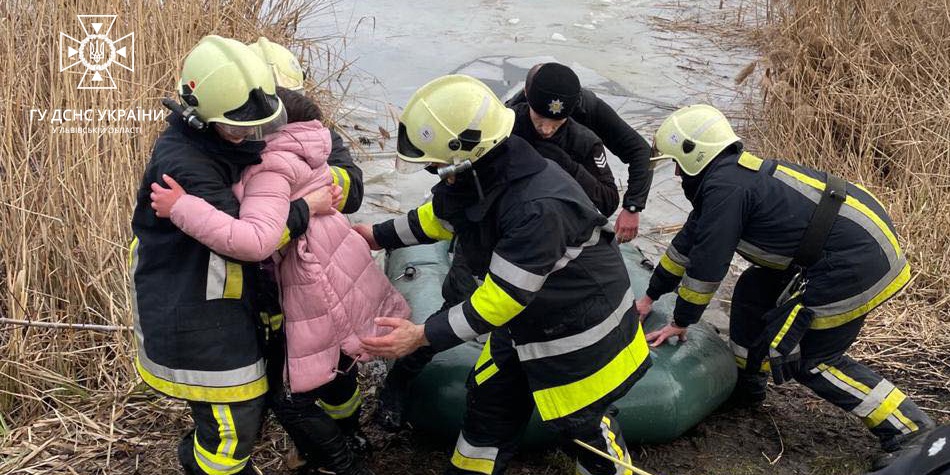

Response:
(451, 435), (498, 475)
(475, 363), (499, 385)
(533, 324), (649, 421)
(865, 387), (908, 428)
(128, 237), (139, 269)
(602, 417), (632, 475)
(194, 429), (248, 475)
(451, 450), (494, 475)
(734, 355), (771, 372)
(417, 201), (454, 241)
(277, 227), (292, 249)
(318, 387), (362, 420)
(659, 254), (685, 277)
(770, 303), (804, 349)
(470, 274), (526, 327)
(473, 338), (499, 385)
(677, 285), (713, 305)
(330, 166), (351, 211)
(213, 404), (238, 459)
(816, 364), (918, 432)
(135, 357), (268, 403)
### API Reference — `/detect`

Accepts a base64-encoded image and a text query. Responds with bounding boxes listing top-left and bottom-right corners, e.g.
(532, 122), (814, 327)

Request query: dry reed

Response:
(745, 0), (950, 408)
(0, 1), (340, 472)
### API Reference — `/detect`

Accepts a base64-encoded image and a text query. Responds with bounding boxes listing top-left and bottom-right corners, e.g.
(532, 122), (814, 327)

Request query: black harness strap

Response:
(793, 174), (848, 268)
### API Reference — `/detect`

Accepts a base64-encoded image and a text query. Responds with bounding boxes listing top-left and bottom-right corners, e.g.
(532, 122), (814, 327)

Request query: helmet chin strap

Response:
(437, 160), (485, 202)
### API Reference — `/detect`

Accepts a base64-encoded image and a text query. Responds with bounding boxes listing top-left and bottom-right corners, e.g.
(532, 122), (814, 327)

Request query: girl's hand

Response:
(303, 185), (342, 216)
(150, 174), (186, 218)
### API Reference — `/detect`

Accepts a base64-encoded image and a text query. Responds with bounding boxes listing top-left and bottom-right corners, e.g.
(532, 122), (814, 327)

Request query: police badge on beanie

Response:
(526, 63), (581, 119)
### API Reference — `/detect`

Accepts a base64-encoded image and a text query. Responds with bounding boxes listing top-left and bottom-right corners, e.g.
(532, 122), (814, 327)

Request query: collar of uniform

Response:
(431, 137), (547, 223)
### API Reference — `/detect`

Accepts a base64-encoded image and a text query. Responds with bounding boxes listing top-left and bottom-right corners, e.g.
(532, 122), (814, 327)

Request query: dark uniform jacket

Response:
(510, 102), (619, 216)
(130, 117), (309, 403)
(373, 136), (651, 428)
(327, 129), (364, 214)
(508, 88), (653, 211)
(647, 151), (910, 333)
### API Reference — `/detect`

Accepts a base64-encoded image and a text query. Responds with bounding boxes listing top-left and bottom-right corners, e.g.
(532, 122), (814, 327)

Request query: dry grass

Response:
(0, 0), (341, 472)
(743, 0), (950, 409)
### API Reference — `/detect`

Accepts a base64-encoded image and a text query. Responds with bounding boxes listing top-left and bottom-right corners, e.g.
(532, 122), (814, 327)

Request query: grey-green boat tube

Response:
(384, 242), (737, 445)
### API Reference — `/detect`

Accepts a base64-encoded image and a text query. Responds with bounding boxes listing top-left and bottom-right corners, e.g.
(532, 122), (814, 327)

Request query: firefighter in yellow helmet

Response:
(131, 35), (308, 475)
(353, 75), (651, 474)
(247, 37), (365, 214)
(637, 104), (933, 469)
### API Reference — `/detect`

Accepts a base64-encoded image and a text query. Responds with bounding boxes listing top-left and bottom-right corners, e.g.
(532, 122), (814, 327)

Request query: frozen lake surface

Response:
(304, 0), (762, 327)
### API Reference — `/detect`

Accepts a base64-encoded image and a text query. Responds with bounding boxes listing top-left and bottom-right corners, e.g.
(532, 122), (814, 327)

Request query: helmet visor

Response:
(223, 88), (282, 125)
(394, 155), (428, 174)
(217, 105), (287, 142)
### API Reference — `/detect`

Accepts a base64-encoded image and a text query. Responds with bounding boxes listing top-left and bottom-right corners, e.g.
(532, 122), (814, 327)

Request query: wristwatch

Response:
(625, 205), (643, 213)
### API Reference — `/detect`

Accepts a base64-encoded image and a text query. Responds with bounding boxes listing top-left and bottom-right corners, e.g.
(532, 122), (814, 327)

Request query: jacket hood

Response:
(264, 120), (332, 169)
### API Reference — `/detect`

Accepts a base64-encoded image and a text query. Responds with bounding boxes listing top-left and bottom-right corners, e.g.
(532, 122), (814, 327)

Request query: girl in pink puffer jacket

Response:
(160, 97), (410, 392)
(151, 88), (409, 474)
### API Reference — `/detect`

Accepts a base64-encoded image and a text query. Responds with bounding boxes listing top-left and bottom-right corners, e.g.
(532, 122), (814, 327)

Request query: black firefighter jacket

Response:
(130, 117), (309, 403)
(373, 136), (651, 428)
(647, 151), (910, 334)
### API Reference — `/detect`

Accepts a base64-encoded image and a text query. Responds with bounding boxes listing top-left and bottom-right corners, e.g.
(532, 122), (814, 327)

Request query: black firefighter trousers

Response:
(729, 266), (933, 450)
(179, 397), (266, 475)
(446, 330), (633, 475)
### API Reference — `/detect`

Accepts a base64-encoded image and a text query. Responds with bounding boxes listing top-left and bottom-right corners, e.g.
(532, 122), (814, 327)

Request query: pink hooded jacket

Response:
(170, 120), (410, 393)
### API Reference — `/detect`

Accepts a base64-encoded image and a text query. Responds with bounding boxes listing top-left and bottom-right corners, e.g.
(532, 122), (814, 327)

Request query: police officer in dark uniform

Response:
(510, 62), (619, 217)
(355, 75), (651, 475)
(637, 104), (933, 464)
(507, 63), (653, 243)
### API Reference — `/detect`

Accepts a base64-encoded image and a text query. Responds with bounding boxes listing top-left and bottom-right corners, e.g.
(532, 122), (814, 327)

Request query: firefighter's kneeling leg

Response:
(180, 396), (266, 475)
(561, 410), (633, 475)
(791, 317), (933, 450)
(445, 346), (533, 475)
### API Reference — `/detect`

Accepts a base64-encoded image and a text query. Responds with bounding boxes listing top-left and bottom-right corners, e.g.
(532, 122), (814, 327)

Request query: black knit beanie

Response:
(526, 63), (581, 119)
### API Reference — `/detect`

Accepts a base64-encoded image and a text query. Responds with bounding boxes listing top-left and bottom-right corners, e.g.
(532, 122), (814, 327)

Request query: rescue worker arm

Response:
(371, 201), (454, 250)
(422, 200), (571, 351)
(579, 90), (653, 211)
(534, 142), (619, 216)
(327, 129), (364, 213)
(669, 185), (748, 327)
(167, 170), (292, 262)
(645, 213), (697, 301)
(574, 142), (620, 216)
